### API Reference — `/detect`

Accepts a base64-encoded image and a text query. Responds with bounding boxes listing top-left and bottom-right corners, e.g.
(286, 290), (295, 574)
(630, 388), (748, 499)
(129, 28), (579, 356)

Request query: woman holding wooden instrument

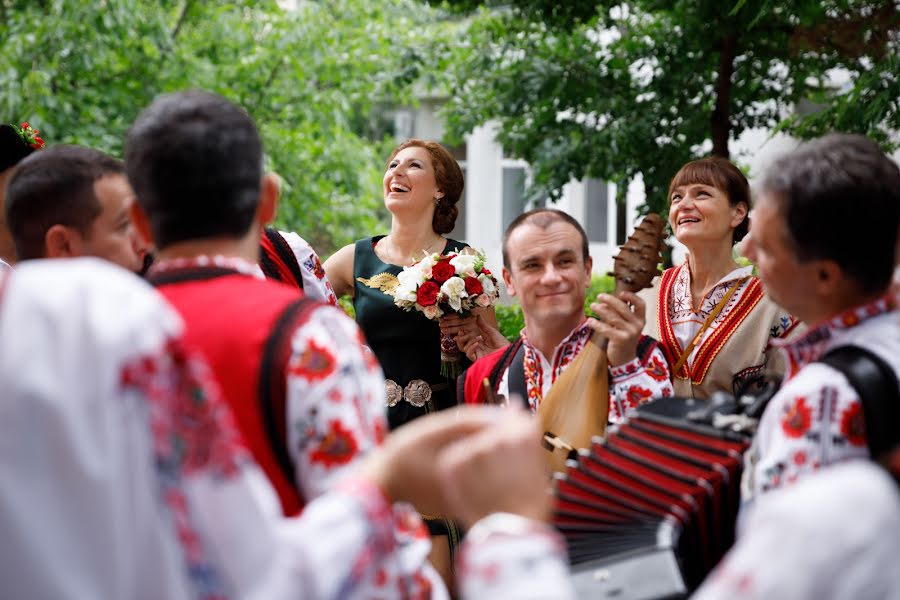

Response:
(642, 157), (799, 398)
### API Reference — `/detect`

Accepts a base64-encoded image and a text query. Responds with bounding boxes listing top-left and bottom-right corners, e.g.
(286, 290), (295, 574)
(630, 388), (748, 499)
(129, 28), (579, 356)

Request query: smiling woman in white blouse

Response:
(642, 157), (799, 399)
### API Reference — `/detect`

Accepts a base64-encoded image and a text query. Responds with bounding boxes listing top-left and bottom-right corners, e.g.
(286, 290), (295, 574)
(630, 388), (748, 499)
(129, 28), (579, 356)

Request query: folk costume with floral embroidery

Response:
(0, 258), (578, 600)
(742, 294), (900, 505)
(462, 319), (674, 423)
(149, 255), (439, 597)
(641, 262), (799, 398)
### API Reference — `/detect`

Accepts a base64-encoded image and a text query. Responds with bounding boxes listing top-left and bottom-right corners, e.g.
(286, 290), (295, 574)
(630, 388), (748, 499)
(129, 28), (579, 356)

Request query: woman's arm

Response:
(322, 244), (356, 299)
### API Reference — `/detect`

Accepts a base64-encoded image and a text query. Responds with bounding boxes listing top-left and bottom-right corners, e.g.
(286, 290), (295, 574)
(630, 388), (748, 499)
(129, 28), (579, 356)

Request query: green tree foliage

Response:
(1, 0), (445, 253)
(427, 0), (899, 216)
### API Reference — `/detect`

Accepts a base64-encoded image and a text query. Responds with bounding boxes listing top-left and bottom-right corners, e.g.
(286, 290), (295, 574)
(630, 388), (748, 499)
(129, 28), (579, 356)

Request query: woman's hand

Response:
(589, 291), (646, 366)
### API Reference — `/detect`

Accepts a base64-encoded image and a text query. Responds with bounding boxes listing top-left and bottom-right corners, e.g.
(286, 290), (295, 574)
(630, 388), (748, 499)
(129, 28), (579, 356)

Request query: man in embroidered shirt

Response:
(4, 145), (148, 273)
(0, 257), (575, 600)
(460, 208), (674, 422)
(124, 90), (438, 595)
(740, 133), (900, 504)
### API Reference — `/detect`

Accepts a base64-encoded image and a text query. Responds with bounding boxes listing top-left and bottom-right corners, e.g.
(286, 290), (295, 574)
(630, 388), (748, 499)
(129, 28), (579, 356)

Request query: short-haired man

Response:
(5, 145), (147, 273)
(0, 122), (43, 269)
(0, 257), (573, 599)
(125, 90), (437, 595)
(740, 133), (900, 504)
(460, 208), (673, 422)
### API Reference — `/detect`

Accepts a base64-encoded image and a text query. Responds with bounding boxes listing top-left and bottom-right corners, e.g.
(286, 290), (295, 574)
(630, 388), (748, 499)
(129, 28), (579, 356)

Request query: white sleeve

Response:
(279, 231), (338, 305)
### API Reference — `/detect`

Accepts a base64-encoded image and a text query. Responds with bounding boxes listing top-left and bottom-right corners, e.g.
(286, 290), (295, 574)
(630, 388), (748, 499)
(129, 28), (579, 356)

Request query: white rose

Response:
(477, 273), (497, 298)
(440, 276), (468, 312)
(423, 304), (444, 320)
(449, 254), (478, 277)
(398, 266), (425, 287)
(394, 281), (418, 303)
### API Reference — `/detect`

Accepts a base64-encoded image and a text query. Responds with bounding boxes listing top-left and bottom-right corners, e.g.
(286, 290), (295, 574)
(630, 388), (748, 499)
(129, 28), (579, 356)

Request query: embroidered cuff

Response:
(336, 477), (396, 550)
(610, 356), (644, 383)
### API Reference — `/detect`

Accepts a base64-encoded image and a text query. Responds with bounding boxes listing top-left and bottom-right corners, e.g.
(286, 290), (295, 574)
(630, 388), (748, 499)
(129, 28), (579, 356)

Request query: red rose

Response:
(431, 260), (455, 284)
(416, 281), (440, 306)
(464, 276), (483, 295)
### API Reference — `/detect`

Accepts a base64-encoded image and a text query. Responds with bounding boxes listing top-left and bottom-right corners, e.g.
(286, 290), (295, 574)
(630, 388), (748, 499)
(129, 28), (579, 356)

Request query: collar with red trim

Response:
(773, 294), (896, 379)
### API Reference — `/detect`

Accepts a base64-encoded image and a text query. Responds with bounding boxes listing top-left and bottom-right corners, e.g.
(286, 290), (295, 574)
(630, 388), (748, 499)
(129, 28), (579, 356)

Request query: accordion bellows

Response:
(554, 397), (751, 598)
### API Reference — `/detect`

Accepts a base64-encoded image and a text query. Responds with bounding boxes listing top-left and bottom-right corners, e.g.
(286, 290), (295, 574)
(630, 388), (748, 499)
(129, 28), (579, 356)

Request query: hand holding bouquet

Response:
(392, 248), (500, 377)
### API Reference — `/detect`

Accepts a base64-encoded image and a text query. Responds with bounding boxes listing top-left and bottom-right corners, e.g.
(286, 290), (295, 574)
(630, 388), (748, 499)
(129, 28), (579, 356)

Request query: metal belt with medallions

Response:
(384, 379), (449, 408)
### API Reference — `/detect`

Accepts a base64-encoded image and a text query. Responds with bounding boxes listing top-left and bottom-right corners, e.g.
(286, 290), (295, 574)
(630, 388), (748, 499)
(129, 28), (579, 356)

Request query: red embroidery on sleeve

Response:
(309, 419), (359, 468)
(781, 397), (812, 438)
(289, 338), (337, 382)
(839, 402), (867, 447)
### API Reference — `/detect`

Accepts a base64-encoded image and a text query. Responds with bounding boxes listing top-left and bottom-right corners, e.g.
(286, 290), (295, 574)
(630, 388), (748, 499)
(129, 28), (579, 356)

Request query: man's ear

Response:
(584, 255), (593, 285)
(502, 266), (516, 297)
(813, 259), (843, 296)
(256, 173), (280, 227)
(129, 201), (155, 249)
(44, 225), (83, 259)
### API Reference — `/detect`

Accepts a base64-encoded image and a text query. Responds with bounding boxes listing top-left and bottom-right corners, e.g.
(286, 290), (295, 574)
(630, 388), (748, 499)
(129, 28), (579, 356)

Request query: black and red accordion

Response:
(553, 397), (753, 599)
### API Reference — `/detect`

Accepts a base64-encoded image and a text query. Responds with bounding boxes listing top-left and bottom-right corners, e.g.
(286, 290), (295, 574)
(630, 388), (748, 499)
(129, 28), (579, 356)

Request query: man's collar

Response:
(775, 293), (896, 377)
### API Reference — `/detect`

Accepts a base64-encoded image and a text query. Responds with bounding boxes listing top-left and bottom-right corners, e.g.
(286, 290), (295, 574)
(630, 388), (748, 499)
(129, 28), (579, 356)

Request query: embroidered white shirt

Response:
(742, 295), (900, 505)
(498, 319), (674, 422)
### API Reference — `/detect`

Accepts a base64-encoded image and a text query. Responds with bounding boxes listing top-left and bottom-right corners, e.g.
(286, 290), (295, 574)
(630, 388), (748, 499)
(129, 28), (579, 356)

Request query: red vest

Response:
(153, 267), (312, 516)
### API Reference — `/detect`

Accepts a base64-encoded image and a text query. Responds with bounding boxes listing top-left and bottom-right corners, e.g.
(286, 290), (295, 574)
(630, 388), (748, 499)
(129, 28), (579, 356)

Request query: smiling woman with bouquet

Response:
(324, 138), (498, 588)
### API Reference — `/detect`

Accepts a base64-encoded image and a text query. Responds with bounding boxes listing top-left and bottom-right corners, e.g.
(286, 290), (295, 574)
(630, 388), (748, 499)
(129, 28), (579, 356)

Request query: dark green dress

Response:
(354, 236), (468, 543)
(353, 236), (469, 430)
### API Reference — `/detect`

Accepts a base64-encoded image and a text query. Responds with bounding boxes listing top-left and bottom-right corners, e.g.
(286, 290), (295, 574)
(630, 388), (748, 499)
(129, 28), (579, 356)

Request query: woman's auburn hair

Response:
(388, 139), (464, 235)
(668, 156), (751, 244)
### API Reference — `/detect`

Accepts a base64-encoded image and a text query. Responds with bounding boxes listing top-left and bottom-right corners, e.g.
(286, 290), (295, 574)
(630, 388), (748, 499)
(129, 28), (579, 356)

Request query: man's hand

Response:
(436, 408), (551, 529)
(441, 313), (508, 361)
(358, 407), (501, 515)
(589, 291), (646, 366)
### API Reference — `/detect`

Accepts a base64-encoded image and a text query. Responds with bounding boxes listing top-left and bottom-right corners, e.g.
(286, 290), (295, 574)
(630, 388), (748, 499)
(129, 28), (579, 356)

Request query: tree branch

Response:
(172, 0), (192, 43)
(711, 33), (737, 158)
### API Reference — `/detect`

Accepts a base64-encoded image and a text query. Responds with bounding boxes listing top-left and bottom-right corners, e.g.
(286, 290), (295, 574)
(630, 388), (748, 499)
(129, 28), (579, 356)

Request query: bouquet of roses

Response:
(392, 248), (500, 377)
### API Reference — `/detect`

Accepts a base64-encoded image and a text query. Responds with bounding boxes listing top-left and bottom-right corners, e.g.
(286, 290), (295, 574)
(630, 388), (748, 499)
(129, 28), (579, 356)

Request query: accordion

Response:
(552, 396), (753, 599)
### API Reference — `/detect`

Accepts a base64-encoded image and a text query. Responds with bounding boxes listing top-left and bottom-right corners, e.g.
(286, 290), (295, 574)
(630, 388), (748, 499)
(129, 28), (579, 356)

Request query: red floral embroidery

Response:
(373, 418), (387, 445)
(327, 388), (342, 404)
(288, 338), (337, 382)
(841, 312), (860, 327)
(625, 386), (653, 408)
(646, 355), (669, 381)
(309, 419), (359, 468)
(313, 257), (326, 279)
(839, 402), (867, 447)
(781, 397), (812, 438)
(793, 450), (807, 466)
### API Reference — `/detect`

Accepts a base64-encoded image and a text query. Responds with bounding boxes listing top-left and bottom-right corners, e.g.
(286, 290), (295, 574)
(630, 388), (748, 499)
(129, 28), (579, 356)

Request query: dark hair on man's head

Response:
(502, 208), (589, 269)
(125, 90), (263, 249)
(388, 139), (464, 235)
(760, 133), (900, 295)
(6, 145), (122, 260)
(669, 156), (751, 244)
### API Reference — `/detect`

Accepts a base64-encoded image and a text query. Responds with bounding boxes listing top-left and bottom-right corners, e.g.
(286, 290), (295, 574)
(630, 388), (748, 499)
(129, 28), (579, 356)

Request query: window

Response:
(501, 166), (527, 230)
(584, 178), (609, 243)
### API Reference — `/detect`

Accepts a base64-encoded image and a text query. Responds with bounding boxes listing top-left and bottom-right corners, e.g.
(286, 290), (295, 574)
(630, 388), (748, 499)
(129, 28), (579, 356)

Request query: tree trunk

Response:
(711, 34), (737, 158)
